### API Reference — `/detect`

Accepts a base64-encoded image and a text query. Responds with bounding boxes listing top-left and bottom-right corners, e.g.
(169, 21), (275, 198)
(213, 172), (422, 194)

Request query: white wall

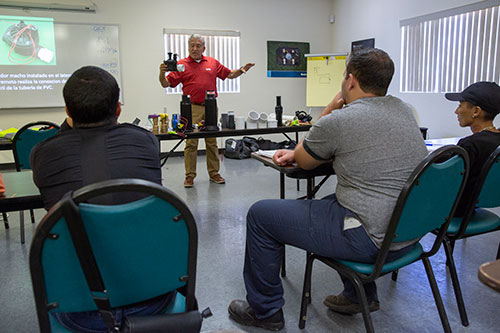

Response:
(0, 0), (334, 163)
(331, 0), (494, 139)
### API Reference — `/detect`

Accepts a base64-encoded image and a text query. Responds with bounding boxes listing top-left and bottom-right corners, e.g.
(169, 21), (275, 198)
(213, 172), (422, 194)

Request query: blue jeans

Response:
(52, 292), (176, 333)
(243, 194), (413, 319)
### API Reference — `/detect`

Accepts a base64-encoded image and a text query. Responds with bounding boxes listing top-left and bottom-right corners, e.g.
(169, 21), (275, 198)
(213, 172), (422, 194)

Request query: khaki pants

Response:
(184, 104), (220, 178)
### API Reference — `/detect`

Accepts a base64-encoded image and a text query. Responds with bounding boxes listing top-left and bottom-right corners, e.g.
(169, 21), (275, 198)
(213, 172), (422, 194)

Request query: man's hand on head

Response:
(320, 91), (345, 119)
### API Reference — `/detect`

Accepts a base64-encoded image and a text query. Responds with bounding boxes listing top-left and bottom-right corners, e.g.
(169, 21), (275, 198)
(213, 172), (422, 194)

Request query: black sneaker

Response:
(323, 294), (380, 315)
(228, 299), (284, 331)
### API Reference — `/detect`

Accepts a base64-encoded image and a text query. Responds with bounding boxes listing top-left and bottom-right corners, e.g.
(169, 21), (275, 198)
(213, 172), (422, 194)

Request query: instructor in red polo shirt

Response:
(159, 34), (254, 188)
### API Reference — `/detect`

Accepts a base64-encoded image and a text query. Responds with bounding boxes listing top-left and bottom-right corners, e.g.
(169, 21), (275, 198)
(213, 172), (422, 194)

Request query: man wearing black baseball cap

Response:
(445, 81), (500, 216)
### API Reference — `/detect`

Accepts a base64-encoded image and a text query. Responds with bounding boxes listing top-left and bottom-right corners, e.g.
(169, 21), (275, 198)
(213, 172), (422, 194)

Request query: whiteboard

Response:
(306, 54), (347, 107)
(57, 23), (122, 84)
(0, 18), (122, 109)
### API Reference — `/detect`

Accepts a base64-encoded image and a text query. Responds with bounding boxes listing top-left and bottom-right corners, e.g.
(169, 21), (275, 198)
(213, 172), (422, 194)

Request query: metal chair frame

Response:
(440, 146), (500, 327)
(30, 179), (198, 332)
(8, 121), (59, 243)
(299, 146), (469, 333)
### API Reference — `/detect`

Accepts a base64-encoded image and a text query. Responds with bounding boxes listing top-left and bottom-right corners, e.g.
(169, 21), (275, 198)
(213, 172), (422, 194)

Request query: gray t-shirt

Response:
(303, 95), (427, 249)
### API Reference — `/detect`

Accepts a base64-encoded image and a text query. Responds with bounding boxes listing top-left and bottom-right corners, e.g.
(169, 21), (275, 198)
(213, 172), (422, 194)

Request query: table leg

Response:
(160, 137), (186, 167)
(2, 212), (8, 229)
(307, 178), (314, 200)
(282, 132), (302, 192)
(20, 210), (25, 244)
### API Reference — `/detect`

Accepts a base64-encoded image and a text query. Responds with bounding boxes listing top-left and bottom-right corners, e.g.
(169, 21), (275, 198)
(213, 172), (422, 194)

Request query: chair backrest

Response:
(373, 146), (468, 270)
(29, 179), (198, 331)
(12, 121), (60, 171)
(475, 146), (500, 208)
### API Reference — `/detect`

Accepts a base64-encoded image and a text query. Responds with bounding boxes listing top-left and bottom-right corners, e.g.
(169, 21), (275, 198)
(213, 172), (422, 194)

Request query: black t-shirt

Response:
(455, 131), (500, 216)
(31, 123), (161, 210)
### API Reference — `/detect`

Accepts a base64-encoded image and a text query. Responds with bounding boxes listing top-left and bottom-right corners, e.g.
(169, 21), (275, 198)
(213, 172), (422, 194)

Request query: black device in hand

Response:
(164, 52), (178, 71)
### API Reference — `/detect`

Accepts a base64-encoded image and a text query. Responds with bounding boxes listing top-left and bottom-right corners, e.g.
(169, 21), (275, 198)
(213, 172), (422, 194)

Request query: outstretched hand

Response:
(242, 63), (255, 72)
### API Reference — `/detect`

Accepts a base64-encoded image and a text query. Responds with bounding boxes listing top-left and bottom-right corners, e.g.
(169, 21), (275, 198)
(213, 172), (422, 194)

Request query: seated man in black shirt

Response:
(31, 66), (173, 332)
(31, 66), (162, 210)
(445, 81), (500, 216)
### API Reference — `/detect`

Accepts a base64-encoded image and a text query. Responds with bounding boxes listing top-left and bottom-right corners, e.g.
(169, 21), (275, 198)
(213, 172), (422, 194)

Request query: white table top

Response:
(425, 137), (462, 152)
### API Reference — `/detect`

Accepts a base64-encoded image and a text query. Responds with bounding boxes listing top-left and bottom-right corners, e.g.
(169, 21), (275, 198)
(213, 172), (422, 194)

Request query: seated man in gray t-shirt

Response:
(227, 48), (427, 331)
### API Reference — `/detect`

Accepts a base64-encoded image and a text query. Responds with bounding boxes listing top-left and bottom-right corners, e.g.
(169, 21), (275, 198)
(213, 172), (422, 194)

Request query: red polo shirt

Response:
(167, 55), (231, 104)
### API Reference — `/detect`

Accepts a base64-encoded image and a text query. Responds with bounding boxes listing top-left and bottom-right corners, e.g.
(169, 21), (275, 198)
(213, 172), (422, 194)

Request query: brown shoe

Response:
(323, 294), (379, 315)
(184, 176), (194, 188)
(209, 174), (225, 184)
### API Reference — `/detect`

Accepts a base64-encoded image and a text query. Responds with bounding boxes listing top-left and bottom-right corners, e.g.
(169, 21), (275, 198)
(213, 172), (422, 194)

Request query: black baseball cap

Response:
(445, 81), (500, 116)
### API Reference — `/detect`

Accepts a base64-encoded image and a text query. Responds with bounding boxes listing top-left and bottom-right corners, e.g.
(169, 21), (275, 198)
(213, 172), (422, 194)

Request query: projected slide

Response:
(0, 15), (56, 66)
(0, 15), (122, 109)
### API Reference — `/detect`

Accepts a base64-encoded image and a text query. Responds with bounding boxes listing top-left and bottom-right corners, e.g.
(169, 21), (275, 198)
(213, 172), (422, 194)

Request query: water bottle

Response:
(180, 94), (193, 132)
(204, 91), (219, 131)
(275, 96), (283, 127)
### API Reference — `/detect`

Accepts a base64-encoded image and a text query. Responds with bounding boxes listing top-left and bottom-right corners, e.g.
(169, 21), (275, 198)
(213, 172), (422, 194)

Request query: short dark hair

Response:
(63, 66), (120, 126)
(345, 48), (394, 96)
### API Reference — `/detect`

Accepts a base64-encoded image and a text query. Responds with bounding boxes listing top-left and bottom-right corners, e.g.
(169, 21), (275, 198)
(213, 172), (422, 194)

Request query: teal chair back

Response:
(373, 145), (469, 274)
(29, 179), (198, 331)
(12, 121), (60, 171)
(448, 146), (500, 237)
(393, 149), (467, 242)
(475, 146), (500, 208)
(298, 145), (469, 332)
(336, 145), (468, 275)
(440, 147), (500, 327)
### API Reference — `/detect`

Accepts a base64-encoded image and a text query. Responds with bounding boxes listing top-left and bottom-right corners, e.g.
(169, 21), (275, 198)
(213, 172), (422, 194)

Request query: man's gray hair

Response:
(189, 34), (205, 46)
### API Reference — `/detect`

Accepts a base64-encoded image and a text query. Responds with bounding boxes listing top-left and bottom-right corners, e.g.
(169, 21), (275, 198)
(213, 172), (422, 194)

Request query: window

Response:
(163, 29), (240, 94)
(400, 0), (500, 93)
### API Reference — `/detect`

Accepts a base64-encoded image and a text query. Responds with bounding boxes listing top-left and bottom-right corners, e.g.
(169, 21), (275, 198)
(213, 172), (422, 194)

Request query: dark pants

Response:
(243, 194), (412, 319)
(52, 292), (175, 332)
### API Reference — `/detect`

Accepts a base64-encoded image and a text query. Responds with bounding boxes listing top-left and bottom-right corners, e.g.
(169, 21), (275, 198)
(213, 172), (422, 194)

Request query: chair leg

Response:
(350, 275), (374, 333)
(281, 247), (286, 278)
(443, 240), (469, 326)
(496, 241), (500, 260)
(299, 252), (315, 329)
(2, 212), (8, 229)
(422, 257), (451, 333)
(30, 208), (35, 223)
(20, 210), (25, 244)
(446, 239), (456, 267)
(391, 269), (399, 281)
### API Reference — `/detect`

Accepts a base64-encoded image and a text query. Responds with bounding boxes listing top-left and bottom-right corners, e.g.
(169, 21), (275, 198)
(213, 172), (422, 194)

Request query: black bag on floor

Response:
(242, 136), (260, 152)
(256, 137), (296, 150)
(224, 137), (260, 159)
(224, 138), (251, 159)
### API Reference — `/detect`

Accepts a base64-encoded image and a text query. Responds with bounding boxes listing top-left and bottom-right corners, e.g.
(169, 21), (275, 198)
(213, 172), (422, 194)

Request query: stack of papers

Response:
(255, 150), (277, 159)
